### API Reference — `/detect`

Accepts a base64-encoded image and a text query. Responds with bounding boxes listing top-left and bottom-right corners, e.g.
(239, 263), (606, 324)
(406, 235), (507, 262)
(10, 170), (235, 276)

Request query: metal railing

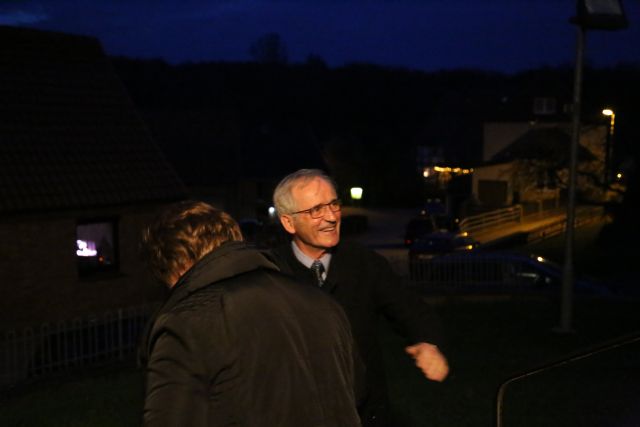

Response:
(406, 252), (551, 292)
(459, 205), (523, 236)
(459, 204), (605, 241)
(0, 303), (158, 390)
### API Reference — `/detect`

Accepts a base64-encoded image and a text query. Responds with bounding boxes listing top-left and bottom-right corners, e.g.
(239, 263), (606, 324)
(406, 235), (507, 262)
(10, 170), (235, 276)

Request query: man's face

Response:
(280, 177), (341, 258)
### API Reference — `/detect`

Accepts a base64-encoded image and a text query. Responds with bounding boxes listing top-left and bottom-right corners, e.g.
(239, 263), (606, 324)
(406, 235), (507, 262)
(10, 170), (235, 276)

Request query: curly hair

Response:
(141, 201), (243, 286)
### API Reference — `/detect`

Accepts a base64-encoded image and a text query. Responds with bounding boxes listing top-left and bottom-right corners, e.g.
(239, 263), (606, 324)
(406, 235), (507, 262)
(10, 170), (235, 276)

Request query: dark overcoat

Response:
(270, 240), (445, 426)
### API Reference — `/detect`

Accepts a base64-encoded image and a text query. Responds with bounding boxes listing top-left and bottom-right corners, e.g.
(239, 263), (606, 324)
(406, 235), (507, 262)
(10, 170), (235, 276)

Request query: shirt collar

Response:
(291, 241), (332, 273)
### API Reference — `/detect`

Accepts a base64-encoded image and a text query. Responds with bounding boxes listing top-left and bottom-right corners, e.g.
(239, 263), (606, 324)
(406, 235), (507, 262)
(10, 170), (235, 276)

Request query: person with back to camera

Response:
(269, 169), (449, 426)
(139, 200), (363, 426)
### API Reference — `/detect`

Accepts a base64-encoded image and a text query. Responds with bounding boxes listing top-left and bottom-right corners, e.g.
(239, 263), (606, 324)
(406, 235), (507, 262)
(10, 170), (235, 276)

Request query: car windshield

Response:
(432, 215), (460, 231)
(406, 217), (435, 235)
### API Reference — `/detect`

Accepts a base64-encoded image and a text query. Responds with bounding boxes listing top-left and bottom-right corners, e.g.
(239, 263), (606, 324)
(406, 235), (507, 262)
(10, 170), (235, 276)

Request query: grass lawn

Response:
(2, 295), (638, 427)
(383, 296), (640, 426)
(0, 364), (145, 427)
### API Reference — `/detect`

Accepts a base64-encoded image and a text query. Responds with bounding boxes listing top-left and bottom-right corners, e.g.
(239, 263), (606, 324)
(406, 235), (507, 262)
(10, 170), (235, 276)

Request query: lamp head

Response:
(572, 0), (628, 30)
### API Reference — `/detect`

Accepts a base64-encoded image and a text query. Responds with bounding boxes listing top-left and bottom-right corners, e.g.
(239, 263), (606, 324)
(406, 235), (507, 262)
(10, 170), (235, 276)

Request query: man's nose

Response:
(323, 207), (339, 221)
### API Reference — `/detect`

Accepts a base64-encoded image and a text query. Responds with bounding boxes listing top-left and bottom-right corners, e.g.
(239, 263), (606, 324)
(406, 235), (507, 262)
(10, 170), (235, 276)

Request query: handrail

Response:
(459, 205), (523, 236)
(496, 331), (640, 427)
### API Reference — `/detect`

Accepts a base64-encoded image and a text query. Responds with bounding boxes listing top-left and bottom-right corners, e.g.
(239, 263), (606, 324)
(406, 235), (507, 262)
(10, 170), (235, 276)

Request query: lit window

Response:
(76, 220), (118, 276)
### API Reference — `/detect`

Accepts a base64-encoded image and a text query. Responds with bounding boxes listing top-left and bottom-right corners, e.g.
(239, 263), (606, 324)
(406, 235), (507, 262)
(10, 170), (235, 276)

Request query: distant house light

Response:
(430, 165), (473, 176)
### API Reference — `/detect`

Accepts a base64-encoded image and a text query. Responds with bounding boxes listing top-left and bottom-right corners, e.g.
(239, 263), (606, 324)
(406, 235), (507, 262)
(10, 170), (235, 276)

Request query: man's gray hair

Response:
(273, 169), (336, 215)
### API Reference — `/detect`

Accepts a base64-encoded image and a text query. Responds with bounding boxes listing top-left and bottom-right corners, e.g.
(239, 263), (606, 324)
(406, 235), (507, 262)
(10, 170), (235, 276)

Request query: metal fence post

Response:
(118, 308), (124, 361)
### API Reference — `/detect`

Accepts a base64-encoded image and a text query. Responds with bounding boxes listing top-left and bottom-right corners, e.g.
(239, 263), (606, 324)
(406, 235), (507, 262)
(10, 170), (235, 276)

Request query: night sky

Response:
(1, 0), (638, 73)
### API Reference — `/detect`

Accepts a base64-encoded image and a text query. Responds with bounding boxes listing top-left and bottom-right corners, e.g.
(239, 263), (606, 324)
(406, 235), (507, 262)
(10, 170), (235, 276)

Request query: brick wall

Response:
(0, 206), (167, 331)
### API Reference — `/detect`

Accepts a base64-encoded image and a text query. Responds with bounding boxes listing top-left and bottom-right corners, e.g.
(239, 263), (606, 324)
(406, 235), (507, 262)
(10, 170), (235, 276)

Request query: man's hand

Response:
(405, 342), (449, 382)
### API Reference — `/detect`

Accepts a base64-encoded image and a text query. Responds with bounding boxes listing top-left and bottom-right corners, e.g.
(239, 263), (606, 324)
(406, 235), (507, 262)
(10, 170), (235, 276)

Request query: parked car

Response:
(404, 214), (435, 246)
(408, 230), (479, 261)
(432, 214), (462, 233)
(409, 250), (612, 295)
(487, 252), (611, 294)
(404, 213), (461, 246)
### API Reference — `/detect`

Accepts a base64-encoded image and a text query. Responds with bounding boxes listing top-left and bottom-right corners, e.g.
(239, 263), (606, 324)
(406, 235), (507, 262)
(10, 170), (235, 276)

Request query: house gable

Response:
(0, 25), (186, 215)
(0, 26), (187, 329)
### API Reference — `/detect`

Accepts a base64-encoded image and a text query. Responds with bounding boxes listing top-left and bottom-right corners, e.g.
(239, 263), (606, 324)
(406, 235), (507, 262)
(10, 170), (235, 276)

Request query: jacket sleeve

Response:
(351, 329), (369, 409)
(368, 250), (447, 351)
(142, 313), (220, 427)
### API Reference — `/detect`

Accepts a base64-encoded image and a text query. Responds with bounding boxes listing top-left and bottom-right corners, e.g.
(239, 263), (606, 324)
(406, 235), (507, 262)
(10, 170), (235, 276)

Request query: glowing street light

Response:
(350, 187), (363, 200)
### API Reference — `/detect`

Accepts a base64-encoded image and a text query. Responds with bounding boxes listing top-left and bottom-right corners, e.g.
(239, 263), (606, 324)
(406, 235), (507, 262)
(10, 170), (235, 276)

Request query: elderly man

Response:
(270, 169), (449, 426)
(139, 200), (362, 427)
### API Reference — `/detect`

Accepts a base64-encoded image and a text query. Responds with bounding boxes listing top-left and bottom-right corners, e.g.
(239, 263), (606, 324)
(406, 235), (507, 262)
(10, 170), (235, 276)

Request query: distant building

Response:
(472, 93), (606, 212)
(475, 122), (605, 212)
(0, 26), (187, 330)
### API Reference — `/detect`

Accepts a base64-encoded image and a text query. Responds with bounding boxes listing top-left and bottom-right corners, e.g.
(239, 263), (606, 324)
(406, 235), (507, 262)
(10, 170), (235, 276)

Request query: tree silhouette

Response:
(305, 54), (327, 69)
(249, 33), (287, 64)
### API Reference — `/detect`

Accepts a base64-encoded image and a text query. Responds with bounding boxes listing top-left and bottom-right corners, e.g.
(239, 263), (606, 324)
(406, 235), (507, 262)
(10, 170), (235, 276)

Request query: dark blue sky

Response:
(1, 0), (638, 73)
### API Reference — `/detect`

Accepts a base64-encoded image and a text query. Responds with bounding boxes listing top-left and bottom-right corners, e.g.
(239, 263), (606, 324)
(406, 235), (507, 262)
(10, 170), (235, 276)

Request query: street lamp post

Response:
(602, 108), (615, 189)
(558, 0), (627, 334)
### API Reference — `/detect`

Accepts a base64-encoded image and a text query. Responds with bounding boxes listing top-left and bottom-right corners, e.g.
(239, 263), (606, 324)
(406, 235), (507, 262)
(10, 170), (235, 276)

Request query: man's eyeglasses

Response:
(290, 199), (342, 219)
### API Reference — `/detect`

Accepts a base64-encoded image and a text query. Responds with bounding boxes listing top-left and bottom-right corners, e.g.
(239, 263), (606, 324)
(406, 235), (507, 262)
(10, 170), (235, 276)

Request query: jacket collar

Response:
(167, 241), (280, 306)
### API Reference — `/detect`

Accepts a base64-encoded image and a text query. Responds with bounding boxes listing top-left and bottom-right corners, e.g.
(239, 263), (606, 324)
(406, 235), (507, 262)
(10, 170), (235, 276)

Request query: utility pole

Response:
(558, 0), (628, 333)
(559, 24), (584, 333)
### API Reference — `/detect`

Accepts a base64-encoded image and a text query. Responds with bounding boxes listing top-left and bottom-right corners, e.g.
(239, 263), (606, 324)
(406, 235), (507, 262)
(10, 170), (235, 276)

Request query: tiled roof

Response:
(491, 127), (596, 164)
(0, 25), (187, 215)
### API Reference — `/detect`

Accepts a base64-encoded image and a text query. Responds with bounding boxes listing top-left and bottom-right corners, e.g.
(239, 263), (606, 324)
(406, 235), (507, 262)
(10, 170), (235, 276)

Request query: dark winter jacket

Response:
(270, 240), (445, 426)
(141, 241), (362, 427)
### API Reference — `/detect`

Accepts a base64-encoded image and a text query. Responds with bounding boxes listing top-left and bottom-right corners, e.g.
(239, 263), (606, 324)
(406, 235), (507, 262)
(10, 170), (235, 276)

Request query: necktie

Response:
(310, 260), (325, 287)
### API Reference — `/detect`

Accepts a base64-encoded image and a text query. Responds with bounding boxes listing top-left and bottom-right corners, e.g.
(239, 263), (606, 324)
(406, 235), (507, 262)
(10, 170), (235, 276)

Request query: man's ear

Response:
(280, 215), (296, 234)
